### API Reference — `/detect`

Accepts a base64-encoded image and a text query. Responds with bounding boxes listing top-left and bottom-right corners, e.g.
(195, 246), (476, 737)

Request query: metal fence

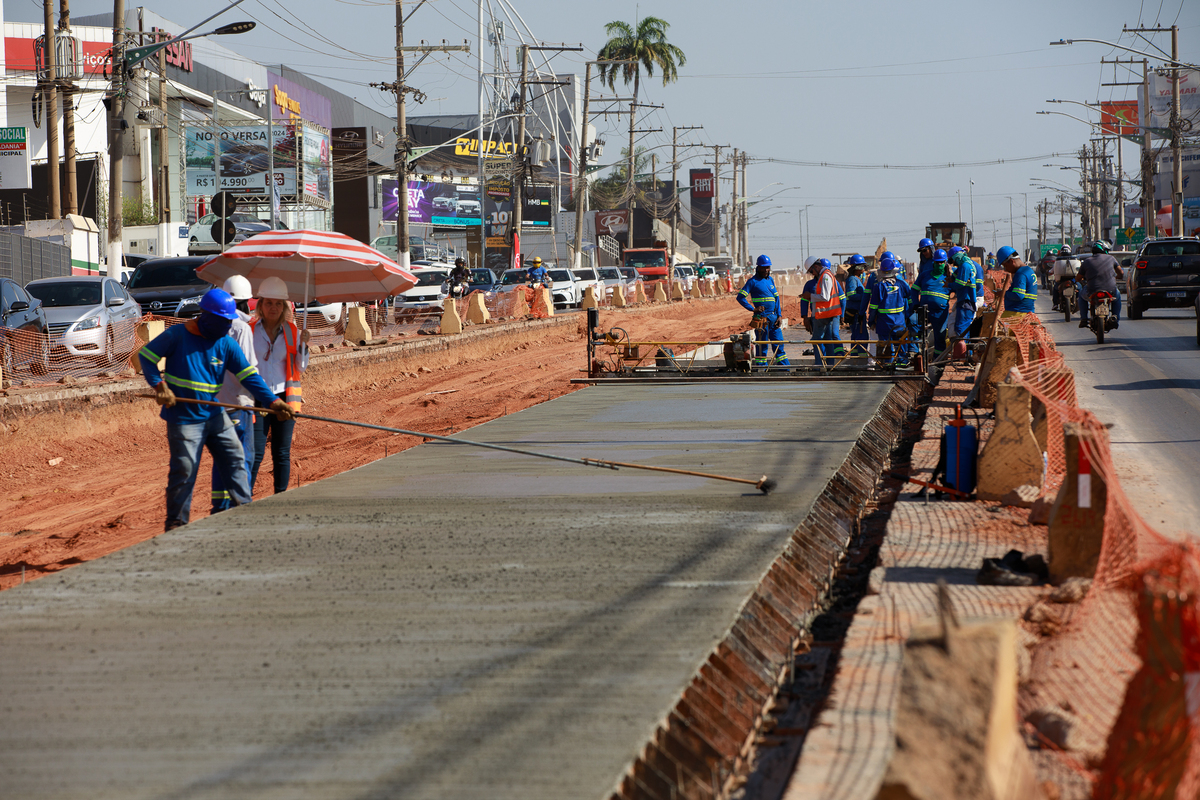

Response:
(0, 231), (71, 284)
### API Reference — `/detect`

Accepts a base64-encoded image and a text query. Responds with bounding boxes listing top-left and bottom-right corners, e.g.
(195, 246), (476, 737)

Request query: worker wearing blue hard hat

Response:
(139, 287), (294, 532)
(736, 255), (790, 368)
(948, 246), (980, 347)
(997, 246), (1037, 316)
(917, 238), (936, 284)
(867, 257), (911, 366)
(843, 255), (871, 359)
(913, 248), (951, 357)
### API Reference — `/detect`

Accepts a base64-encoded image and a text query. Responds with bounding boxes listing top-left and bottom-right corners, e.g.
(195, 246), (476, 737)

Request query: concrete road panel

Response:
(0, 382), (891, 800)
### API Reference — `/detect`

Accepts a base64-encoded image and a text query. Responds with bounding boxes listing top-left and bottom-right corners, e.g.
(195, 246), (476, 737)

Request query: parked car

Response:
(25, 276), (141, 367)
(1125, 238), (1200, 319)
(572, 267), (604, 303)
(126, 256), (213, 318)
(188, 213), (278, 254)
(395, 268), (451, 318)
(1, 276), (50, 375)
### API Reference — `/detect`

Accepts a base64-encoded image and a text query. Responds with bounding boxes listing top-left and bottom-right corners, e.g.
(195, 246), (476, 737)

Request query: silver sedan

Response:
(25, 275), (141, 367)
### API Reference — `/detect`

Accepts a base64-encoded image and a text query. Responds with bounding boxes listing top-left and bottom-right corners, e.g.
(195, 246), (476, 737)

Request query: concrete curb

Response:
(609, 378), (925, 800)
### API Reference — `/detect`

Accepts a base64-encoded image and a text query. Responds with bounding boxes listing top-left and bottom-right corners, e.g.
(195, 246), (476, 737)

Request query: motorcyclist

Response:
(527, 256), (549, 287)
(1051, 245), (1080, 311)
(448, 257), (471, 298)
(736, 255), (790, 368)
(1077, 240), (1124, 330)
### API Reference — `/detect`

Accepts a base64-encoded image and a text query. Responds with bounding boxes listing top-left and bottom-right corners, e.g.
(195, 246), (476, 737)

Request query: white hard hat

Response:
(257, 276), (290, 301)
(223, 275), (252, 300)
(803, 256), (819, 270)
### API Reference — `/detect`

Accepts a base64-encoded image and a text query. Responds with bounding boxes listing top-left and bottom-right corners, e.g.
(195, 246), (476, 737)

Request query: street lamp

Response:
(106, 0), (256, 274)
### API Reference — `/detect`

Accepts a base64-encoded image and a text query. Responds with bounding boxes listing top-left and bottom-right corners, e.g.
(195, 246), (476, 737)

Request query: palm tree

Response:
(596, 17), (686, 246)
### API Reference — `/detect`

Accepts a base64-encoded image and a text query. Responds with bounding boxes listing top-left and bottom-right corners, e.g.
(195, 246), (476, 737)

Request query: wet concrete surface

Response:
(0, 381), (891, 800)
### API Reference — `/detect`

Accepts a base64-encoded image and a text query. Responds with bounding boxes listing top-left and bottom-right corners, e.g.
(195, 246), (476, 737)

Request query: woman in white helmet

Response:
(249, 276), (310, 495)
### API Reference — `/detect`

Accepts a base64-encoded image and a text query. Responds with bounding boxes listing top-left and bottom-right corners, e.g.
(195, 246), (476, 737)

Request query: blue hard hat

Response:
(756, 254), (772, 268)
(817, 257), (832, 268)
(918, 238), (934, 250)
(199, 288), (238, 320)
(881, 250), (897, 262)
(879, 257), (900, 274)
(996, 246), (1018, 263)
(848, 254), (866, 266)
(988, 252), (994, 257)
(947, 246), (965, 258)
(933, 248), (948, 262)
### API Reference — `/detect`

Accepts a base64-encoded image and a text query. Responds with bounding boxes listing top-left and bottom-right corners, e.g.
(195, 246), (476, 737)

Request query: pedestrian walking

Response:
(736, 255), (790, 368)
(210, 275), (257, 513)
(139, 288), (293, 531)
(250, 276), (310, 495)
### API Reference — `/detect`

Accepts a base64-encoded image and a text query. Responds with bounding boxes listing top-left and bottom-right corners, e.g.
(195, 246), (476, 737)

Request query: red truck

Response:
(623, 246), (670, 280)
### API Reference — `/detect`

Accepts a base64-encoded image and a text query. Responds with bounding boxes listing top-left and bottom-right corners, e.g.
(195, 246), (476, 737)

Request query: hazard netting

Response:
(0, 316), (141, 387)
(995, 307), (1200, 798)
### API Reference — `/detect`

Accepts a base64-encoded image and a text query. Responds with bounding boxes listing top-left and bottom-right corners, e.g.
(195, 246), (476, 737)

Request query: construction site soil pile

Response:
(0, 302), (752, 591)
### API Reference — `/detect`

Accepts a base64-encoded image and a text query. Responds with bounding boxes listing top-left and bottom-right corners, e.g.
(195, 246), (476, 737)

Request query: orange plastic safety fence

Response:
(1005, 308), (1200, 797)
(1, 316), (141, 387)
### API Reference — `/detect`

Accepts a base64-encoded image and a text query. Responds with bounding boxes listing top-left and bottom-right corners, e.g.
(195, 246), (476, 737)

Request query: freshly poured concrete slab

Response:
(0, 382), (892, 800)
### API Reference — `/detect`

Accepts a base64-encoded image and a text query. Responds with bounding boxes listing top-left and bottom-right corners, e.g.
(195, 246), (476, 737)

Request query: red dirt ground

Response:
(0, 301), (754, 591)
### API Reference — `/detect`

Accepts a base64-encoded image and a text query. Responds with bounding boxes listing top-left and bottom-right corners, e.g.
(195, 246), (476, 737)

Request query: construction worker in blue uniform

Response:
(917, 238), (936, 282)
(914, 248), (951, 357)
(997, 245), (1038, 315)
(808, 257), (843, 367)
(843, 255), (870, 357)
(139, 288), (294, 532)
(986, 252), (997, 271)
(867, 257), (910, 366)
(894, 267), (920, 360)
(737, 254), (789, 368)
(948, 246), (979, 340)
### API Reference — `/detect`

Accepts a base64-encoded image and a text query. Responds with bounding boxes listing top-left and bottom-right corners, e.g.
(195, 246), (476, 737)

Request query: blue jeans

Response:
(811, 316), (839, 366)
(211, 408), (254, 513)
(252, 394), (296, 494)
(165, 411), (251, 531)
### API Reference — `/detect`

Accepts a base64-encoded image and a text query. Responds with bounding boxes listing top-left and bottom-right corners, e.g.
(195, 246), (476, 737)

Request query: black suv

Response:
(1, 276), (50, 376)
(126, 256), (213, 318)
(1125, 238), (1200, 319)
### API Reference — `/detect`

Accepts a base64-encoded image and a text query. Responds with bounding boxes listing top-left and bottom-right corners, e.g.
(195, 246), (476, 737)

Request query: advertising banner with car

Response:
(183, 123), (297, 197)
(301, 123), (332, 205)
(382, 179), (484, 228)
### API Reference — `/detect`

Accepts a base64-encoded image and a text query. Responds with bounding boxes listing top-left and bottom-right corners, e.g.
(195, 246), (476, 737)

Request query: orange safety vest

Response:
(813, 268), (843, 320)
(251, 318), (304, 410)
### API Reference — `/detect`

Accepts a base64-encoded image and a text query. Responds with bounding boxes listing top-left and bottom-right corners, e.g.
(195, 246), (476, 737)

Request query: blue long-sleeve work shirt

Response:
(737, 275), (782, 319)
(914, 266), (951, 309)
(951, 258), (979, 305)
(1003, 265), (1038, 313)
(140, 323), (278, 425)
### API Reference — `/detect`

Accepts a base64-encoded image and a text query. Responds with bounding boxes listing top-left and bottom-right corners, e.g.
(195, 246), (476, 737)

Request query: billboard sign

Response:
(1139, 69), (1199, 139)
(1099, 101), (1139, 136)
(382, 179), (483, 227)
(184, 123), (297, 197)
(690, 170), (714, 198)
(0, 127), (31, 190)
(595, 209), (629, 237)
(301, 123), (331, 204)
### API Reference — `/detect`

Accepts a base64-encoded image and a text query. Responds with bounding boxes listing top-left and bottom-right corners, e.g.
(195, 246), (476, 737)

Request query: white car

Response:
(187, 213), (278, 254)
(546, 268), (581, 309)
(25, 275), (141, 366)
(295, 299), (352, 333)
(395, 268), (450, 317)
(456, 199), (481, 217)
(572, 267), (604, 303)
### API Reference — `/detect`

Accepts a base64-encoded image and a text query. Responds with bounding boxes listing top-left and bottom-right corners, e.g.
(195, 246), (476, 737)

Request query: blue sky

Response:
(7, 0), (1198, 264)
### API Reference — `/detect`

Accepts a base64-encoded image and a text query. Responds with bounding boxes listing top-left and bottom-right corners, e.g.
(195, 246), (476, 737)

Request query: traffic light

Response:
(210, 191), (238, 251)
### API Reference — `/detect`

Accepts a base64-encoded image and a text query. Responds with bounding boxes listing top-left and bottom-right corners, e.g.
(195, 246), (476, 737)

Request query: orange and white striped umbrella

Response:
(196, 229), (417, 304)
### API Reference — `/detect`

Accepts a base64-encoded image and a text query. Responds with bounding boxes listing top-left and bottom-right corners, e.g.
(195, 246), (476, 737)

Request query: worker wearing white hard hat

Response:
(249, 276), (310, 496)
(211, 274), (259, 513)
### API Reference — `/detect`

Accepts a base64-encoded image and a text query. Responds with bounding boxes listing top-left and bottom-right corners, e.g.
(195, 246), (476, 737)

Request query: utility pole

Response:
(156, 29), (168, 224)
(708, 144), (727, 257)
(625, 104), (662, 250)
(510, 44), (529, 257)
(106, 0), (125, 273)
(371, 11), (468, 271)
(739, 152), (748, 266)
(1170, 25), (1182, 237)
(729, 148), (739, 268)
(571, 59), (632, 270)
(43, 0), (60, 218)
(59, 0), (77, 215)
(669, 124), (702, 273)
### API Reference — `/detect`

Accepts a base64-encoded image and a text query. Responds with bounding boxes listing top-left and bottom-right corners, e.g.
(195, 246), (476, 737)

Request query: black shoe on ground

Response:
(1078, 319), (1088, 328)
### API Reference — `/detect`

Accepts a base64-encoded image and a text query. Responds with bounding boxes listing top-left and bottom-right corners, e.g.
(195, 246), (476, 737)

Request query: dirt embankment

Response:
(0, 301), (753, 591)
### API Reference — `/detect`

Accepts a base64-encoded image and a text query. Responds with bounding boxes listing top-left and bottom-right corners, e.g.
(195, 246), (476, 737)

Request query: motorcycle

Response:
(1089, 291), (1117, 344)
(1061, 280), (1078, 322)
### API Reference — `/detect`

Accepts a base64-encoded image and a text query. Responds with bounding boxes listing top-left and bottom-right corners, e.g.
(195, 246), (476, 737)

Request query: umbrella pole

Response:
(302, 258), (311, 331)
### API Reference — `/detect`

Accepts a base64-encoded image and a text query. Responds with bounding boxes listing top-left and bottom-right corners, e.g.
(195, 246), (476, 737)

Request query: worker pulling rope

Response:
(139, 395), (778, 495)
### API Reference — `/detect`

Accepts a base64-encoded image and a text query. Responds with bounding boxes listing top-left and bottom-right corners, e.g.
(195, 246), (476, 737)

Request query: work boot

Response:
(1078, 319), (1088, 328)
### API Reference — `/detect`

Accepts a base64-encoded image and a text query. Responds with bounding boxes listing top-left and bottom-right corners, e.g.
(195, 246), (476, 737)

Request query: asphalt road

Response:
(0, 380), (891, 800)
(1036, 293), (1200, 539)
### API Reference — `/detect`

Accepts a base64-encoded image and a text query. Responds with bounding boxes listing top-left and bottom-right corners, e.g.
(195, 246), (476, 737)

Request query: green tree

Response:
(596, 16), (687, 97)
